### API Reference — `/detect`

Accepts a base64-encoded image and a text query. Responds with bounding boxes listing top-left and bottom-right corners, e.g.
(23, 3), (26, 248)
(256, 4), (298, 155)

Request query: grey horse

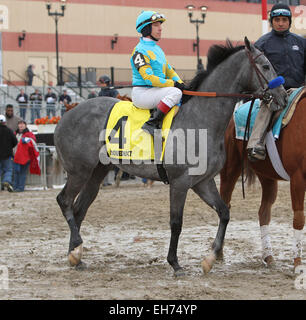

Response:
(54, 38), (287, 276)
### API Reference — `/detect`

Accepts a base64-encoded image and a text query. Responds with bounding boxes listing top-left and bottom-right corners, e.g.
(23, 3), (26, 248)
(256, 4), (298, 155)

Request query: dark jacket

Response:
(59, 94), (72, 104)
(30, 92), (43, 104)
(0, 124), (18, 160)
(16, 93), (29, 105)
(255, 30), (306, 89)
(98, 87), (119, 98)
(45, 92), (57, 105)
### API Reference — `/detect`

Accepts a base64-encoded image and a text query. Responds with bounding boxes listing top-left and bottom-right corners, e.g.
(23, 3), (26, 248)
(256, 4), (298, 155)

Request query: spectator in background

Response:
(88, 89), (97, 99)
(13, 120), (38, 192)
(0, 115), (17, 192)
(16, 89), (29, 121)
(45, 87), (57, 118)
(59, 89), (72, 116)
(26, 64), (35, 86)
(98, 75), (119, 98)
(5, 104), (22, 132)
(29, 88), (43, 123)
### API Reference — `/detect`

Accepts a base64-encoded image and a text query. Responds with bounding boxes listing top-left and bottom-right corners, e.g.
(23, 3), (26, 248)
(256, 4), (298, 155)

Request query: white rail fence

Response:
(26, 144), (66, 190)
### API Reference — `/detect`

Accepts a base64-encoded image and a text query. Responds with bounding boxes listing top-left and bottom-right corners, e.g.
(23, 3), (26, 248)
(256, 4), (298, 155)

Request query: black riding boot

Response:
(142, 108), (165, 136)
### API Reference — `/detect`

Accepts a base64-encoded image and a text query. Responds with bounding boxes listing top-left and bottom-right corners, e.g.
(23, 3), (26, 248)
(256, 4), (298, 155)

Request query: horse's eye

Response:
(262, 64), (270, 70)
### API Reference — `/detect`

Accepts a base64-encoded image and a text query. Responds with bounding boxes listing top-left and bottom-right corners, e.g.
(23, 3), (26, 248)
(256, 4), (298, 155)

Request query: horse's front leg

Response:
(257, 175), (278, 267)
(290, 169), (305, 270)
(167, 185), (188, 277)
(192, 178), (230, 274)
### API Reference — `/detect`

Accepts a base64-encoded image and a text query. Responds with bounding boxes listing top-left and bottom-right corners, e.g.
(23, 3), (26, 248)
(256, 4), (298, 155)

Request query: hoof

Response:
(68, 244), (83, 266)
(75, 260), (87, 271)
(216, 250), (224, 261)
(201, 253), (216, 274)
(294, 257), (302, 271)
(264, 255), (275, 268)
(174, 268), (185, 277)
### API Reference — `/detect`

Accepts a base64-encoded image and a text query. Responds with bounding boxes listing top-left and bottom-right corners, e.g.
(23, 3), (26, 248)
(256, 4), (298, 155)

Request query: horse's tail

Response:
(246, 161), (256, 187)
(52, 149), (62, 175)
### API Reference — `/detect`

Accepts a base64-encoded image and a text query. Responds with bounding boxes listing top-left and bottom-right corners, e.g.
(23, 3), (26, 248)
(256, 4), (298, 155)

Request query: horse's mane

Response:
(182, 40), (245, 104)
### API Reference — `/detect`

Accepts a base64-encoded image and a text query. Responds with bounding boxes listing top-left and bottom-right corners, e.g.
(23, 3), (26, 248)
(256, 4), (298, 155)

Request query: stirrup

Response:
(247, 147), (266, 161)
(142, 122), (160, 136)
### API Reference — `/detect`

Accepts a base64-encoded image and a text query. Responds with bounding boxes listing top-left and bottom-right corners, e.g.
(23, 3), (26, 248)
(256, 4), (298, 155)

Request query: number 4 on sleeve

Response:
(133, 52), (147, 69)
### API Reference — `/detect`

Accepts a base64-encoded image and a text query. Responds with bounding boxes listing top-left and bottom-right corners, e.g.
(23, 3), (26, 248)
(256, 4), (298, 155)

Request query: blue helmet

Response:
(136, 11), (166, 33)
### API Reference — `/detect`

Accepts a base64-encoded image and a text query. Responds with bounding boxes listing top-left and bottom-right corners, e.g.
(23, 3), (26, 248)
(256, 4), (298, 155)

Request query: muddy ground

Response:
(0, 176), (305, 300)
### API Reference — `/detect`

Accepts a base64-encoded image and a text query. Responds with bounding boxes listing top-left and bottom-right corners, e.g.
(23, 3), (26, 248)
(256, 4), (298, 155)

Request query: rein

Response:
(182, 48), (270, 101)
(182, 90), (263, 100)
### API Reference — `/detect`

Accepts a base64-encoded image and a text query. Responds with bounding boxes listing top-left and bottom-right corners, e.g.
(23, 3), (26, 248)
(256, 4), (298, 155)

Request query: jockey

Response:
(130, 10), (186, 136)
(247, 3), (306, 161)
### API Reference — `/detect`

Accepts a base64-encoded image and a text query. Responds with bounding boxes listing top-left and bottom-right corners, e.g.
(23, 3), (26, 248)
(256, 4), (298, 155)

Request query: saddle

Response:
(281, 86), (306, 128)
(105, 100), (178, 162)
(234, 86), (306, 140)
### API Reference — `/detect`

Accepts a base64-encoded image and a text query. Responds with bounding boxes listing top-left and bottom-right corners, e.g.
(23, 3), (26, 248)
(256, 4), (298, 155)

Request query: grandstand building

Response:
(0, 0), (305, 87)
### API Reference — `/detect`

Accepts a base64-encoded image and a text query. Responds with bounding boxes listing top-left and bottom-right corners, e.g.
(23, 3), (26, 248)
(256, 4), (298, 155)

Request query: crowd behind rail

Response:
(0, 85), (151, 192)
(0, 86), (100, 125)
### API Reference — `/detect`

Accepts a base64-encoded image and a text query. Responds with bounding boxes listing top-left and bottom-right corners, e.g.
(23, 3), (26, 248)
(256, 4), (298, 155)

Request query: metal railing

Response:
(7, 70), (27, 90)
(60, 66), (197, 88)
(0, 74), (23, 98)
(26, 144), (66, 190)
(0, 102), (71, 123)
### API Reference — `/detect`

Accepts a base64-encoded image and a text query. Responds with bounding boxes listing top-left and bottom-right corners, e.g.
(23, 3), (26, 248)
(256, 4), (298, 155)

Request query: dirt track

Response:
(0, 177), (305, 300)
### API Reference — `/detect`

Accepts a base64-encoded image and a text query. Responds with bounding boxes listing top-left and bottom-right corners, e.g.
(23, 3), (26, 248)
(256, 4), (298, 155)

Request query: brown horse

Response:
(220, 94), (306, 270)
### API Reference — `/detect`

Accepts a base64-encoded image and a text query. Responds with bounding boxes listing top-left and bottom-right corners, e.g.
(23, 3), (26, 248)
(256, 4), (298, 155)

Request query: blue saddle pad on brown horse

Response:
(234, 87), (304, 140)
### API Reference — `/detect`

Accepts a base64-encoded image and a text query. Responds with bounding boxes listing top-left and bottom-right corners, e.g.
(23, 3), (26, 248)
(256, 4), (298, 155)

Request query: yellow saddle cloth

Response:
(105, 101), (178, 161)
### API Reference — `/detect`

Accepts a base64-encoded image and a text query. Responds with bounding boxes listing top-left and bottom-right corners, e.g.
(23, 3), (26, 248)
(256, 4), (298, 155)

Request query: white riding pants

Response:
(132, 87), (182, 110)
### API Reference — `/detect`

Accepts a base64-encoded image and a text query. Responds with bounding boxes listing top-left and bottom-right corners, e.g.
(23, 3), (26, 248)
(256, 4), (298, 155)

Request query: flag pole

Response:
(262, 0), (268, 35)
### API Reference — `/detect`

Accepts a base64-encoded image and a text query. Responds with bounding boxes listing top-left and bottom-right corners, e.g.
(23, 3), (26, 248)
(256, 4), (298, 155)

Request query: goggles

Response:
(270, 9), (291, 18)
(137, 13), (165, 29)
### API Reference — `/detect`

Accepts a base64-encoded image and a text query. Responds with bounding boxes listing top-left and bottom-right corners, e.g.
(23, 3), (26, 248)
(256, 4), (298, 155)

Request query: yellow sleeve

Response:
(138, 65), (175, 88)
(166, 63), (183, 83)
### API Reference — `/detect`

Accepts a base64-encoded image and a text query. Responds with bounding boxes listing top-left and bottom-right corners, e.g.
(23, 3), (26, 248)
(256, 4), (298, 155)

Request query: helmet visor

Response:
(270, 8), (291, 18)
(137, 13), (165, 30)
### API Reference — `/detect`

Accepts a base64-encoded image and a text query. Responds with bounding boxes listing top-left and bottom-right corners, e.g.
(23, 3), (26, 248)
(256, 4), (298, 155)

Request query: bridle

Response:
(244, 48), (274, 103)
(183, 47), (274, 105)
(183, 47), (279, 199)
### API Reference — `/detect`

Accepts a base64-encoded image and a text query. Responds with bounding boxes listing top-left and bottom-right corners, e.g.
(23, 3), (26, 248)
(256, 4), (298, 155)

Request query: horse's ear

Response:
(244, 36), (254, 52)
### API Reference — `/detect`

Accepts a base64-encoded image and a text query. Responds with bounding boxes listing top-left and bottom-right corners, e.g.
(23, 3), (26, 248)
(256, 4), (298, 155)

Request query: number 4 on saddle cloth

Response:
(104, 100), (178, 162)
(234, 86), (305, 141)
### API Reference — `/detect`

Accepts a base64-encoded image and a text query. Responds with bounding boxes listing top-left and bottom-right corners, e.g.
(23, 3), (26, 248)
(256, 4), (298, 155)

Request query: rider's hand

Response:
(174, 82), (186, 92)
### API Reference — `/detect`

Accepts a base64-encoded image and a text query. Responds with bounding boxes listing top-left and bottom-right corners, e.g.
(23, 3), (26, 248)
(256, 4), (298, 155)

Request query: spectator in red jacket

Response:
(13, 120), (38, 192)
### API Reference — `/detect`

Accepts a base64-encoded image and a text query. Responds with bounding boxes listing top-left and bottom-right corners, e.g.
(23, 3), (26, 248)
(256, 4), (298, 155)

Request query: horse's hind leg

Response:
(73, 163), (112, 230)
(290, 169), (305, 270)
(257, 175), (278, 267)
(57, 171), (91, 266)
(192, 178), (230, 274)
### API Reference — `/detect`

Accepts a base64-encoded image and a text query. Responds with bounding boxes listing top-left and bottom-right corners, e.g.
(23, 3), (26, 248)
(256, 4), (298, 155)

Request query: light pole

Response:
(46, 0), (67, 86)
(185, 5), (208, 73)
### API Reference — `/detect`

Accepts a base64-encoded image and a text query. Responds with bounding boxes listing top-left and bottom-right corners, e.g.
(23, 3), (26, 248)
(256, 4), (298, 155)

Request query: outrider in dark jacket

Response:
(98, 87), (119, 98)
(0, 124), (18, 160)
(255, 29), (306, 89)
